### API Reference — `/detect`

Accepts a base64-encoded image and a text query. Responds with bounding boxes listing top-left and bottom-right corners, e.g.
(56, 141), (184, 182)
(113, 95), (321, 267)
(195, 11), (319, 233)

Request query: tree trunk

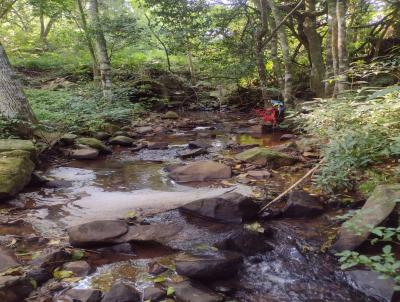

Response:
(88, 0), (112, 101)
(303, 0), (326, 97)
(325, 0), (335, 96)
(0, 43), (36, 123)
(269, 15), (283, 89)
(187, 50), (196, 84)
(336, 0), (348, 93)
(267, 0), (293, 103)
(77, 0), (100, 82)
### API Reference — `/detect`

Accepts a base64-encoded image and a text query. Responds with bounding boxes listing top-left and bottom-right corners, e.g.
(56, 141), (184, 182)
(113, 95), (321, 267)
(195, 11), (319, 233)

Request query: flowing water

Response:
(0, 113), (375, 302)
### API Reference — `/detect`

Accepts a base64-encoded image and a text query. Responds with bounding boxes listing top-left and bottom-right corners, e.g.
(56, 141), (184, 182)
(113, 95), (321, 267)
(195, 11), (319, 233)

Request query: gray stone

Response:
(136, 126), (153, 135)
(332, 184), (400, 252)
(109, 136), (134, 146)
(180, 192), (259, 224)
(280, 134), (297, 141)
(235, 147), (298, 168)
(76, 138), (112, 154)
(97, 243), (135, 254)
(63, 288), (102, 302)
(68, 220), (129, 247)
(0, 275), (34, 302)
(247, 170), (271, 179)
(164, 111), (179, 119)
(63, 260), (91, 277)
(165, 281), (223, 302)
(0, 247), (19, 272)
(178, 148), (208, 159)
(69, 148), (99, 160)
(60, 133), (78, 145)
(101, 283), (140, 302)
(188, 140), (211, 149)
(143, 287), (165, 301)
(94, 132), (111, 140)
(168, 161), (231, 183)
(114, 224), (182, 245)
(281, 190), (324, 218)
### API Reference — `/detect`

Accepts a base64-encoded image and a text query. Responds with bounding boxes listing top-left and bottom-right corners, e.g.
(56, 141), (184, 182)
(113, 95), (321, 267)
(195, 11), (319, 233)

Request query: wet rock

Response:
(44, 179), (73, 188)
(175, 251), (242, 280)
(143, 287), (166, 301)
(147, 142), (169, 150)
(62, 260), (91, 277)
(0, 150), (35, 201)
(247, 125), (269, 134)
(153, 126), (169, 134)
(69, 148), (99, 160)
(280, 134), (297, 140)
(97, 243), (135, 254)
(108, 136), (134, 146)
(197, 132), (217, 139)
(114, 223), (182, 245)
(32, 248), (71, 272)
(215, 229), (273, 256)
(165, 281), (223, 302)
(164, 111), (179, 119)
(168, 161), (231, 182)
(188, 140), (211, 149)
(60, 133), (78, 145)
(178, 148), (208, 159)
(235, 147), (298, 168)
(101, 283), (140, 302)
(281, 190), (324, 218)
(148, 261), (168, 275)
(26, 268), (52, 286)
(76, 138), (112, 154)
(247, 170), (271, 179)
(0, 275), (34, 302)
(68, 220), (129, 247)
(0, 247), (19, 272)
(332, 184), (400, 252)
(180, 192), (259, 224)
(345, 270), (396, 302)
(113, 131), (129, 137)
(136, 126), (153, 135)
(61, 288), (102, 302)
(0, 139), (36, 159)
(94, 131), (111, 140)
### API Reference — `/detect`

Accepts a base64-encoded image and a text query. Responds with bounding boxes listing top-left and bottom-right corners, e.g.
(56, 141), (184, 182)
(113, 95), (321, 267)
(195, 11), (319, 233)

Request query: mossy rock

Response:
(0, 139), (36, 160)
(0, 150), (35, 201)
(235, 147), (298, 168)
(164, 111), (179, 119)
(76, 137), (112, 154)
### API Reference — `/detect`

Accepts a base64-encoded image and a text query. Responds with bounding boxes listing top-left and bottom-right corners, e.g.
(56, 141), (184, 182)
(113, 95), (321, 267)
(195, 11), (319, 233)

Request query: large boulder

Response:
(165, 281), (223, 302)
(101, 283), (140, 302)
(235, 147), (298, 168)
(332, 184), (400, 252)
(68, 220), (129, 247)
(76, 137), (112, 154)
(108, 136), (134, 146)
(0, 247), (19, 272)
(143, 287), (166, 302)
(0, 150), (35, 201)
(179, 192), (259, 223)
(175, 252), (242, 280)
(281, 190), (324, 218)
(0, 275), (34, 302)
(0, 139), (36, 159)
(168, 161), (231, 182)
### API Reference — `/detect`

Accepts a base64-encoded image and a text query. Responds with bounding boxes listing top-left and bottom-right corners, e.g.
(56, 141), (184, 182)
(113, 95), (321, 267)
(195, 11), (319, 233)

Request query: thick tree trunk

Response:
(267, 0), (293, 103)
(0, 43), (36, 123)
(77, 0), (100, 82)
(325, 0), (335, 96)
(336, 0), (348, 93)
(88, 0), (112, 101)
(303, 0), (325, 98)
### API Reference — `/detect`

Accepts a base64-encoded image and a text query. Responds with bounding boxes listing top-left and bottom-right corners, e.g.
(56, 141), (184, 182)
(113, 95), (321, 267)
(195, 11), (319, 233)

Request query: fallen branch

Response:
(258, 160), (322, 214)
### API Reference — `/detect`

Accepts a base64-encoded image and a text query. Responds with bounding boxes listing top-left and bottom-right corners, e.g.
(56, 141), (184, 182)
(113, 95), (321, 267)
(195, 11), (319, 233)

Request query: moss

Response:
(76, 137), (112, 154)
(235, 147), (297, 168)
(0, 139), (36, 159)
(164, 111), (179, 119)
(0, 150), (35, 201)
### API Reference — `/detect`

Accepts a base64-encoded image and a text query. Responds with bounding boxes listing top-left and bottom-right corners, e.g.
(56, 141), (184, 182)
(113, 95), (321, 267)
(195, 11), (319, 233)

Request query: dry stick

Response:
(258, 161), (322, 214)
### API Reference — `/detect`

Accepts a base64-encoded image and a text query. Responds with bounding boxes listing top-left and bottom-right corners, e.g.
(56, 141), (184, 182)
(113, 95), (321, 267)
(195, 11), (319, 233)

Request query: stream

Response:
(0, 113), (377, 302)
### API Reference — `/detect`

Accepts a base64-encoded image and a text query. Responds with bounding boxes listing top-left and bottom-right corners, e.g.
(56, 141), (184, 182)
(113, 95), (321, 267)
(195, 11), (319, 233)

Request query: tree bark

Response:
(303, 0), (325, 97)
(77, 0), (100, 82)
(325, 0), (335, 96)
(88, 0), (113, 101)
(336, 0), (348, 93)
(187, 50), (196, 84)
(0, 43), (36, 123)
(267, 0), (294, 103)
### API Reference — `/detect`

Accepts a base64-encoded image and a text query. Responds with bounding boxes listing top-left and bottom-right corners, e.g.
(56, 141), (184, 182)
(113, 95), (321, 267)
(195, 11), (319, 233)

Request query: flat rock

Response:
(143, 287), (166, 301)
(60, 133), (78, 145)
(281, 190), (324, 218)
(136, 126), (153, 135)
(215, 229), (273, 255)
(179, 192), (259, 224)
(235, 147), (298, 168)
(69, 148), (99, 160)
(76, 137), (112, 154)
(0, 247), (19, 272)
(62, 288), (102, 302)
(332, 184), (400, 252)
(188, 140), (211, 149)
(114, 224), (182, 245)
(345, 270), (396, 302)
(63, 260), (91, 277)
(0, 150), (35, 201)
(168, 161), (231, 182)
(178, 148), (208, 159)
(68, 220), (129, 247)
(247, 170), (271, 179)
(175, 251), (242, 280)
(101, 283), (140, 302)
(0, 139), (36, 158)
(109, 136), (134, 146)
(165, 281), (223, 302)
(147, 142), (169, 150)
